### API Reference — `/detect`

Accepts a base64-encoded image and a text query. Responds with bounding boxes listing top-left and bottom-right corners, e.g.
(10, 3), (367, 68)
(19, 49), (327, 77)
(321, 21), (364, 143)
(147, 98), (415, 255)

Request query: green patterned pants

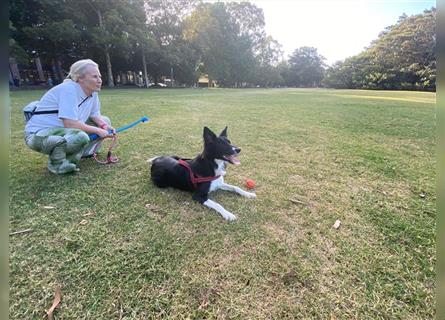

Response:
(25, 116), (111, 174)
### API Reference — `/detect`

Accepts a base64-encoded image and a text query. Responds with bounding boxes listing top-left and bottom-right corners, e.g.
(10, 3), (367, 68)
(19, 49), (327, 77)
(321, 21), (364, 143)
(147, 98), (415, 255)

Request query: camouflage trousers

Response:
(25, 116), (111, 174)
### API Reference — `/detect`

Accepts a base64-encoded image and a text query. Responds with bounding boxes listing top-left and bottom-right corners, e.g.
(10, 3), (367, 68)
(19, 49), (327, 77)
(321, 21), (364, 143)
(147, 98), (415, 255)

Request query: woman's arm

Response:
(89, 115), (115, 133)
(62, 119), (111, 138)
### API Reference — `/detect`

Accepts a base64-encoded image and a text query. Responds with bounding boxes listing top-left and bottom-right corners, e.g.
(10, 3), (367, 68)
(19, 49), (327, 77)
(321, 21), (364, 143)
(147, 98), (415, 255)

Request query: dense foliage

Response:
(323, 8), (436, 91)
(9, 1), (435, 90)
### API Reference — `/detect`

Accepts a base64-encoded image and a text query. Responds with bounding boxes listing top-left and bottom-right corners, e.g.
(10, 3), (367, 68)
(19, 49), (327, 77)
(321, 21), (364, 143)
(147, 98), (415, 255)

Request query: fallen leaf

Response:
(46, 285), (61, 320)
(43, 206), (55, 209)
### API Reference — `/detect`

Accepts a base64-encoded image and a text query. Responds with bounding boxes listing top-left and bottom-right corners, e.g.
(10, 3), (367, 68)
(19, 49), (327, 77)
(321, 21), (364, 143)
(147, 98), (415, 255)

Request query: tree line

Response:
(323, 8), (436, 91)
(9, 1), (436, 91)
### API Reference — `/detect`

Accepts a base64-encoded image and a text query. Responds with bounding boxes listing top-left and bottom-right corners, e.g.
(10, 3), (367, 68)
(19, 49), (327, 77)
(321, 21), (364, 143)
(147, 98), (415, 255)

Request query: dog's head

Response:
(203, 126), (241, 165)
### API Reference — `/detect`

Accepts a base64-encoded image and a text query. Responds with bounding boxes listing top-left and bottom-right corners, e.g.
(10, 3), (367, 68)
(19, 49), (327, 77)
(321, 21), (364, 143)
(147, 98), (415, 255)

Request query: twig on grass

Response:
(289, 198), (307, 206)
(9, 228), (33, 236)
(118, 304), (124, 320)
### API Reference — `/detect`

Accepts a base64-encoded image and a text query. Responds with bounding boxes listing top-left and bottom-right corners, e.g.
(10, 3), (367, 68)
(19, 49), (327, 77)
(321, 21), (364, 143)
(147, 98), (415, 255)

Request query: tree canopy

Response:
(9, 2), (435, 91)
(323, 8), (436, 91)
(286, 47), (325, 87)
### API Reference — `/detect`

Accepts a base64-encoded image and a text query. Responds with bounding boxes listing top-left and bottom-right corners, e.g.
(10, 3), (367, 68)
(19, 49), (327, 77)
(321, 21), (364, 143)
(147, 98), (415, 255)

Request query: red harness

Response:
(177, 159), (220, 189)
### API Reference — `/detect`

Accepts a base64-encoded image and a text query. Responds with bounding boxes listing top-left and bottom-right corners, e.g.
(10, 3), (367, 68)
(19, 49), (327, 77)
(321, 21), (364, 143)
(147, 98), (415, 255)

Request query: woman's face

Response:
(78, 65), (102, 95)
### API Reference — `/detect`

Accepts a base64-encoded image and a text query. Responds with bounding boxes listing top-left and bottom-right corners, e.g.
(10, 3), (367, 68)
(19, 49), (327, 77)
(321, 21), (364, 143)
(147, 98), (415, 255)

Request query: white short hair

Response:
(66, 59), (99, 82)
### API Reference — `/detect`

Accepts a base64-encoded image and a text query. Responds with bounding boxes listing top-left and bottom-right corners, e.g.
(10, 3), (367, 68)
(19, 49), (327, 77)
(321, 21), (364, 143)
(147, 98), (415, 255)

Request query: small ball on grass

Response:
(246, 179), (255, 189)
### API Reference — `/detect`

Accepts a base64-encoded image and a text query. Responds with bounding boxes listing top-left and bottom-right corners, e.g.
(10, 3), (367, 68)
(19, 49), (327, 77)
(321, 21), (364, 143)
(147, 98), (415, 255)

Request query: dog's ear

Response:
(219, 126), (228, 137)
(203, 126), (217, 144)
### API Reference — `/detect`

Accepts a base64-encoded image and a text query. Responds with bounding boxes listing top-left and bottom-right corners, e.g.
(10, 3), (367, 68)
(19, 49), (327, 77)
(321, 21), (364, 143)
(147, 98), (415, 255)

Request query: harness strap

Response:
(33, 110), (59, 115)
(177, 159), (220, 189)
(30, 96), (91, 117)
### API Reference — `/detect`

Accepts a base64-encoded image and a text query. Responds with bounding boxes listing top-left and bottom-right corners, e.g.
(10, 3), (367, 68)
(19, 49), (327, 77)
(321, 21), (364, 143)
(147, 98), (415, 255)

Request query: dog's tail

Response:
(147, 156), (159, 164)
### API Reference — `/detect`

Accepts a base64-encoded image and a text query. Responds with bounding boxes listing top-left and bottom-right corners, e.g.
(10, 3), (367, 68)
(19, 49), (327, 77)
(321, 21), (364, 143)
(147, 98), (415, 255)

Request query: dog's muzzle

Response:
(224, 153), (240, 165)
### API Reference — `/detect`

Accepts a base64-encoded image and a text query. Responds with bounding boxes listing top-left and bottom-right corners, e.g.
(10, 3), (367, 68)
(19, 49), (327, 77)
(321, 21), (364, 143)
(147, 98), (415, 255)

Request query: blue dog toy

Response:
(88, 116), (149, 164)
(89, 116), (149, 140)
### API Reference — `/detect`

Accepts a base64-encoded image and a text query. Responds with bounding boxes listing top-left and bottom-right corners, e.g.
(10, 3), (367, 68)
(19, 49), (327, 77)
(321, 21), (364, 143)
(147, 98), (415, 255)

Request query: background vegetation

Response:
(9, 0), (435, 90)
(10, 88), (436, 319)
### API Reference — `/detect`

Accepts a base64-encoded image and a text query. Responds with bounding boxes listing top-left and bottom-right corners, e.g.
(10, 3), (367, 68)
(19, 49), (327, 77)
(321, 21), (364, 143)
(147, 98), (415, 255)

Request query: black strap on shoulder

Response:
(31, 95), (91, 116)
(78, 95), (91, 108)
(32, 110), (59, 115)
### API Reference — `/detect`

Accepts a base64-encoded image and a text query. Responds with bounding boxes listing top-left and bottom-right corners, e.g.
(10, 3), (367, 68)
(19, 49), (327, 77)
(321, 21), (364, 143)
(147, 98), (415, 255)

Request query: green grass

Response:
(9, 88), (436, 319)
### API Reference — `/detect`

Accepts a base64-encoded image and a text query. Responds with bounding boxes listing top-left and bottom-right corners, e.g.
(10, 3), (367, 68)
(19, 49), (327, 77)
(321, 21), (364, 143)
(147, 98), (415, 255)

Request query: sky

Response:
(253, 0), (436, 65)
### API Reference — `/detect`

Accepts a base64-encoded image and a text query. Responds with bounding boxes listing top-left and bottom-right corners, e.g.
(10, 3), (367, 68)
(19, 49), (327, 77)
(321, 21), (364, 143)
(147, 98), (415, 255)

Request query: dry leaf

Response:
(46, 285), (61, 320)
(43, 206), (55, 209)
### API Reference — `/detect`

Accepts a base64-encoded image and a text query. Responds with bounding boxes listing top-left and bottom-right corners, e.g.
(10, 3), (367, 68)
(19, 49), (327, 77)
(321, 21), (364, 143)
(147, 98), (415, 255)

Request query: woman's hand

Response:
(97, 128), (112, 138)
(99, 123), (116, 134)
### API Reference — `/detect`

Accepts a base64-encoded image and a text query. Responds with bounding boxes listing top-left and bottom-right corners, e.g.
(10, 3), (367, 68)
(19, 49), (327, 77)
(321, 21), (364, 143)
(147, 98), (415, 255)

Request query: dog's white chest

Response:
(209, 160), (226, 192)
(214, 160), (226, 176)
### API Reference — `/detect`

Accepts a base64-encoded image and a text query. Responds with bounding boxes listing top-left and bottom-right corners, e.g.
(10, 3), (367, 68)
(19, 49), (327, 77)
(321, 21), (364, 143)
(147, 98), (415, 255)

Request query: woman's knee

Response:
(41, 135), (66, 154)
(65, 130), (90, 153)
(26, 129), (68, 154)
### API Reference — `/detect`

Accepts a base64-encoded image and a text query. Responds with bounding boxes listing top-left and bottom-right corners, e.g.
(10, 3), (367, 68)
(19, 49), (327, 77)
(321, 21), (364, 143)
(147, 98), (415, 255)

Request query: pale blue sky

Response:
(254, 0), (436, 65)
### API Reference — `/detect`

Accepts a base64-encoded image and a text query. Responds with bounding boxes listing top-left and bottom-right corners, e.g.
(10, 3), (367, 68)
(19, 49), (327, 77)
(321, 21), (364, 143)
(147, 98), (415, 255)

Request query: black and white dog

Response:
(149, 127), (256, 221)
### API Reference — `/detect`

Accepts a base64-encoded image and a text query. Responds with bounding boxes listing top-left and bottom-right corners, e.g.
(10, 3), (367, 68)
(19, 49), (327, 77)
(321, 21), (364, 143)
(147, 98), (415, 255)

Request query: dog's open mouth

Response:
(223, 154), (240, 165)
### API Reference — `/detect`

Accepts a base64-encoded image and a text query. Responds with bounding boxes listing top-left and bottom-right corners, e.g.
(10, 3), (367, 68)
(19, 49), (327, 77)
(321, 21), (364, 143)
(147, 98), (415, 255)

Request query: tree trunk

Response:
(9, 58), (20, 80)
(9, 67), (14, 86)
(105, 48), (114, 87)
(35, 57), (45, 81)
(142, 52), (149, 88)
(97, 8), (114, 87)
(51, 59), (59, 82)
(56, 59), (64, 82)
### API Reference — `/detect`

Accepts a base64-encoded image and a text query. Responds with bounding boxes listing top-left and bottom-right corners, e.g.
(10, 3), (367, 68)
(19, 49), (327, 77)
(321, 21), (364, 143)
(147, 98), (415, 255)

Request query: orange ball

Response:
(246, 179), (255, 189)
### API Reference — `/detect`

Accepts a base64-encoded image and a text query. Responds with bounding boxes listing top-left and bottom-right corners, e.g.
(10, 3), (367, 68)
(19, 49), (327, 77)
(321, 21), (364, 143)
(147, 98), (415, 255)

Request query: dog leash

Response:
(178, 159), (220, 188)
(92, 135), (119, 164)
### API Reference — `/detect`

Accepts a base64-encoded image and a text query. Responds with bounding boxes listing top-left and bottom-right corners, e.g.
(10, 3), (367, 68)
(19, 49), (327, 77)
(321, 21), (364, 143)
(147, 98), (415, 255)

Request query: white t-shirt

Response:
(25, 80), (101, 134)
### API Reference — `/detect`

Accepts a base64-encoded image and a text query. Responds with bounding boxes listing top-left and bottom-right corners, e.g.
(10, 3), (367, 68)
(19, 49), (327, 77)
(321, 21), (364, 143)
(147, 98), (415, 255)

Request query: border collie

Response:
(149, 127), (256, 221)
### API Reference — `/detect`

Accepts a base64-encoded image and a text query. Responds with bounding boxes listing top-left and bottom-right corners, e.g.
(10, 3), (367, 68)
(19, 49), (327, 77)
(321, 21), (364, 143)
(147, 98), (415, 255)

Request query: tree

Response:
(80, 0), (143, 87)
(288, 47), (325, 87)
(254, 36), (284, 87)
(10, 0), (85, 82)
(9, 0), (146, 86)
(9, 21), (27, 64)
(368, 8), (436, 90)
(323, 8), (436, 91)
(143, 0), (200, 85)
(184, 2), (274, 87)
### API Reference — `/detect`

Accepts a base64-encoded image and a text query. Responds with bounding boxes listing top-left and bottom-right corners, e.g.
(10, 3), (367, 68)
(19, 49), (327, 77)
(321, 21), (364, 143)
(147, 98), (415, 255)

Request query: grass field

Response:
(9, 88), (436, 319)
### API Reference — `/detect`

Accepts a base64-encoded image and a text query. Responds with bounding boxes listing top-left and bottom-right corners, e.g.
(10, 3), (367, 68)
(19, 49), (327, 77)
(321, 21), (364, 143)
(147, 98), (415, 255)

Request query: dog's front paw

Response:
(245, 192), (256, 199)
(223, 212), (237, 221)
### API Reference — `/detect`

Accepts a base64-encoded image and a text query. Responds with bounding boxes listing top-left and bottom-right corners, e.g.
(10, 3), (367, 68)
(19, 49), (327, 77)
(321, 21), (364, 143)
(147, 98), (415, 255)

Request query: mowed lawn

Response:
(9, 88), (436, 319)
